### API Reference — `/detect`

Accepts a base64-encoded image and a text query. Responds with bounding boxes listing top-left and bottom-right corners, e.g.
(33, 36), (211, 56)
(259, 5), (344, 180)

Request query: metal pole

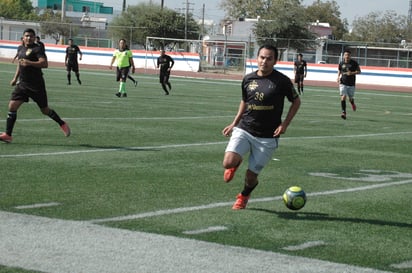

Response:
(0, 17), (3, 40)
(61, 0), (66, 21)
(184, 0), (188, 40)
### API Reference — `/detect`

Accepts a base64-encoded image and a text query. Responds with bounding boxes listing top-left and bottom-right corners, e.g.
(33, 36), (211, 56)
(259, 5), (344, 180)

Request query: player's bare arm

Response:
(222, 100), (246, 137)
(274, 96), (301, 137)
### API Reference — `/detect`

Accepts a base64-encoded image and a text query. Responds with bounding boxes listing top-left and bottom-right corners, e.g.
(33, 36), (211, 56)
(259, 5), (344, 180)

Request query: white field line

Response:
(10, 115), (234, 122)
(282, 240), (327, 251)
(0, 210), (393, 273)
(182, 226), (228, 235)
(2, 176), (405, 273)
(90, 179), (412, 224)
(1, 131), (411, 158)
(14, 202), (60, 210)
(390, 260), (412, 269)
(0, 141), (228, 158)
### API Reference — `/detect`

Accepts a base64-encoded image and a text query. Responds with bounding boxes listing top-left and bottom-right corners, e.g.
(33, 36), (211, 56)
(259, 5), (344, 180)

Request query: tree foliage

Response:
(253, 0), (316, 50)
(220, 0), (268, 19)
(220, 0), (315, 49)
(346, 11), (409, 44)
(0, 0), (38, 20)
(304, 0), (348, 40)
(109, 3), (200, 48)
(39, 9), (73, 44)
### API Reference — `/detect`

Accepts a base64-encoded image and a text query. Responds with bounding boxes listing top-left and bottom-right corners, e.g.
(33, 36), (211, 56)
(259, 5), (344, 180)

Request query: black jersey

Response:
(294, 60), (307, 75)
(17, 43), (46, 85)
(339, 59), (360, 86)
(157, 54), (174, 72)
(237, 70), (299, 138)
(66, 45), (82, 64)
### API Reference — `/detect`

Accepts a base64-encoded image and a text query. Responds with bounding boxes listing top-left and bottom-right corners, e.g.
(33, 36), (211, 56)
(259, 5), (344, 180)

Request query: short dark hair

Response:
(23, 28), (36, 36)
(344, 50), (351, 54)
(298, 53), (303, 57)
(257, 44), (279, 60)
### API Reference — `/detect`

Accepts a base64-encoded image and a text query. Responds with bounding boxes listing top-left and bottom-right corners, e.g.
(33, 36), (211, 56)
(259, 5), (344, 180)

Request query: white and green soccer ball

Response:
(283, 186), (307, 210)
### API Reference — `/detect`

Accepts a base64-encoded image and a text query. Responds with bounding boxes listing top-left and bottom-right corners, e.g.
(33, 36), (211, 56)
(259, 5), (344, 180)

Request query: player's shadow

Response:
(78, 143), (159, 152)
(12, 142), (159, 152)
(249, 208), (412, 229)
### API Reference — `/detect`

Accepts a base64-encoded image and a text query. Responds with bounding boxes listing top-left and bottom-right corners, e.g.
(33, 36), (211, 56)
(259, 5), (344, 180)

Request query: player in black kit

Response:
(65, 38), (83, 85)
(0, 28), (70, 143)
(222, 44), (301, 210)
(337, 50), (361, 119)
(293, 53), (307, 94)
(157, 50), (174, 95)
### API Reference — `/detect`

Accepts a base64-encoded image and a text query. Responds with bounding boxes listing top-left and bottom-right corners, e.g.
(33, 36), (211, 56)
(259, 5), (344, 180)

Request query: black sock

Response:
(341, 100), (346, 112)
(48, 109), (65, 126)
(6, 111), (17, 136)
(67, 74), (71, 83)
(241, 182), (258, 196)
(162, 84), (169, 93)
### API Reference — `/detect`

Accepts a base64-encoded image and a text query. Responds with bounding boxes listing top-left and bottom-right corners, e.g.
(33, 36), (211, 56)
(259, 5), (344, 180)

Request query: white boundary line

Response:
(1, 131), (411, 158)
(0, 210), (393, 273)
(14, 202), (61, 210)
(90, 179), (412, 224)
(1, 179), (406, 273)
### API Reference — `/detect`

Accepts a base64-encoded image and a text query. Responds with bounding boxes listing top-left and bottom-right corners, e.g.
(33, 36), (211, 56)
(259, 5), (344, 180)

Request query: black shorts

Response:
(159, 70), (170, 83)
(11, 80), (48, 108)
(66, 62), (79, 73)
(294, 74), (304, 83)
(116, 67), (130, 82)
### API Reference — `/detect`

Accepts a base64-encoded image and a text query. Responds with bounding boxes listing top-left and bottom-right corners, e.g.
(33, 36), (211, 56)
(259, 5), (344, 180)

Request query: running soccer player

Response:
(0, 28), (70, 143)
(222, 44), (301, 210)
(337, 50), (361, 120)
(157, 49), (174, 95)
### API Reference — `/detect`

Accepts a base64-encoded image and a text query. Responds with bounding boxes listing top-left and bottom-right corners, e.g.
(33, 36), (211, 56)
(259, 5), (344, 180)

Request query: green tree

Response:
(304, 0), (348, 40)
(346, 11), (408, 44)
(0, 0), (38, 20)
(109, 3), (200, 48)
(220, 0), (268, 19)
(220, 0), (315, 50)
(252, 0), (316, 50)
(39, 9), (73, 44)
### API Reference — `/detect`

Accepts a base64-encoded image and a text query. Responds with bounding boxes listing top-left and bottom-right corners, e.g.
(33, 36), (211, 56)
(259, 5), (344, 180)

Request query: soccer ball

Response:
(283, 186), (307, 210)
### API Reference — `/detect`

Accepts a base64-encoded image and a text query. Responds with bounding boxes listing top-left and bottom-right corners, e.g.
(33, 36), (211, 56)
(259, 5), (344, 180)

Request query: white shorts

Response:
(339, 84), (355, 98)
(225, 127), (279, 174)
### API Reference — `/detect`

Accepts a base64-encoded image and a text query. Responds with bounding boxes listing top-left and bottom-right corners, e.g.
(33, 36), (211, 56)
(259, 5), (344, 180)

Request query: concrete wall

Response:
(246, 59), (412, 88)
(0, 40), (201, 72)
(1, 40), (410, 88)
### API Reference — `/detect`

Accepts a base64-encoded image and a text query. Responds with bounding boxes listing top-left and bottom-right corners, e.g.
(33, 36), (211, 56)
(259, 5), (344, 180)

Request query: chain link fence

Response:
(2, 19), (411, 69)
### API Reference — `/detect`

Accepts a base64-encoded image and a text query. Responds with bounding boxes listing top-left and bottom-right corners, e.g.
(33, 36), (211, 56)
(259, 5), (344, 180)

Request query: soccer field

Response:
(0, 63), (411, 273)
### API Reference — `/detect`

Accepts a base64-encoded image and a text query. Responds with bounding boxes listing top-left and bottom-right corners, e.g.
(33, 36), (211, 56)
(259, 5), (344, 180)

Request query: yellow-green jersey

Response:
(113, 49), (133, 68)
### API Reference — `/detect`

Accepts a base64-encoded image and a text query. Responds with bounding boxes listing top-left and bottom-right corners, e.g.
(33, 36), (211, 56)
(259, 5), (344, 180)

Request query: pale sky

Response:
(101, 0), (409, 25)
